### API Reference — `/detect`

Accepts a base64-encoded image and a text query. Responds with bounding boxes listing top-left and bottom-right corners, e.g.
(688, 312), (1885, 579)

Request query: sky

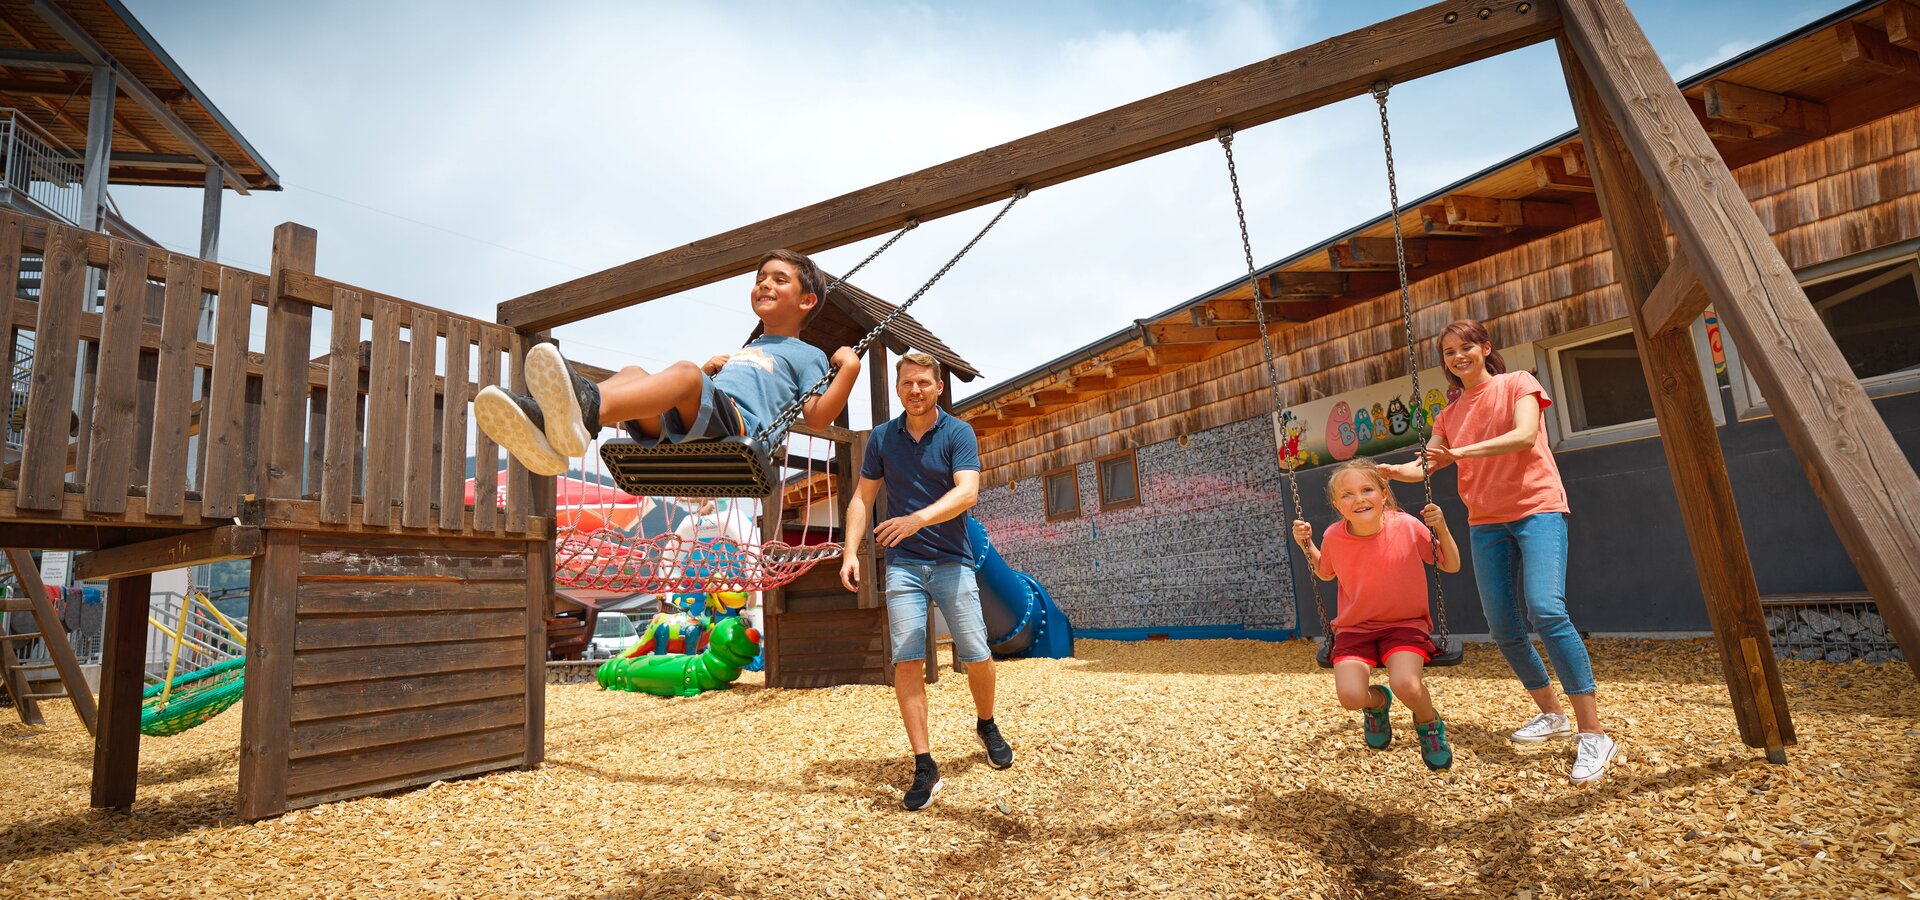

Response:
(110, 0), (1840, 428)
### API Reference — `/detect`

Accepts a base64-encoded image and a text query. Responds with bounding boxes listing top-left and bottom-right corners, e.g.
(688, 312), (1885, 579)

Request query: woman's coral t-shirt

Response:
(1433, 370), (1570, 526)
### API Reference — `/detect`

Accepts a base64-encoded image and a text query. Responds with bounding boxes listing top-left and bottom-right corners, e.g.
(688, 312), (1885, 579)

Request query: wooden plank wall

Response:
(0, 209), (546, 537)
(240, 531), (539, 817)
(765, 555), (888, 689)
(973, 105), (1920, 487)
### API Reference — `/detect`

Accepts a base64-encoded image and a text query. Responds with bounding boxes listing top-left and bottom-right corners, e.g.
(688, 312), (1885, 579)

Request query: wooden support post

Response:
(5, 548), (94, 733)
(1562, 0), (1920, 685)
(262, 224), (318, 500)
(1561, 37), (1794, 756)
(90, 571), (151, 810)
(238, 530), (298, 820)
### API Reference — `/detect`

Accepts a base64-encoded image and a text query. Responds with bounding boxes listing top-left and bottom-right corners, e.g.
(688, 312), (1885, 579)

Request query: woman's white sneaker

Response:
(1571, 732), (1619, 784)
(1510, 712), (1572, 743)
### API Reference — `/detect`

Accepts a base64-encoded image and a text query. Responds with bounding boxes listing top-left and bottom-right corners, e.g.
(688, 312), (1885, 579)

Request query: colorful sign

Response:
(1272, 344), (1537, 471)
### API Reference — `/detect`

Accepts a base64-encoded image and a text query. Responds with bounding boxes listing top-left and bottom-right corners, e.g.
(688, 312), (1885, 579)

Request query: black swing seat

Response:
(599, 436), (778, 498)
(1315, 634), (1464, 669)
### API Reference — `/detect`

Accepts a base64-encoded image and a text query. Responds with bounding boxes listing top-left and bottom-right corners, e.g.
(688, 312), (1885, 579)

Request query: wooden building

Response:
(951, 2), (1920, 658)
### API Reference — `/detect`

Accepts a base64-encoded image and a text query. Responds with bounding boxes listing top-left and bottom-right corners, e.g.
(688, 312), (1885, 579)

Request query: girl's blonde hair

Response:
(1325, 458), (1401, 512)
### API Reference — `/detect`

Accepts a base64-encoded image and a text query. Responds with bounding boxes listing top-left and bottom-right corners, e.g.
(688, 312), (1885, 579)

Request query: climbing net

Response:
(548, 429), (844, 595)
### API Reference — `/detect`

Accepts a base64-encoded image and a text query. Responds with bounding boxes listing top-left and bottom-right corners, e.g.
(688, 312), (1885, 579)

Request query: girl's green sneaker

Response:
(1416, 717), (1454, 770)
(1363, 685), (1394, 750)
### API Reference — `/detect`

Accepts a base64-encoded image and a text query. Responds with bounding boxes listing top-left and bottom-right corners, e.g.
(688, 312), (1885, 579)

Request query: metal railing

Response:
(144, 591), (248, 678)
(0, 110), (83, 227)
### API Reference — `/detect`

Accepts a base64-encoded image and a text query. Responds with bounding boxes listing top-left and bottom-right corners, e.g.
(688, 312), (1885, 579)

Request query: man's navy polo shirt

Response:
(859, 409), (981, 567)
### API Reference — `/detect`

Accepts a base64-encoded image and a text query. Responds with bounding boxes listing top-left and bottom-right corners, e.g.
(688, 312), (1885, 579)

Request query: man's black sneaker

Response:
(977, 719), (1014, 769)
(474, 386), (567, 476)
(902, 758), (941, 811)
(525, 342), (601, 457)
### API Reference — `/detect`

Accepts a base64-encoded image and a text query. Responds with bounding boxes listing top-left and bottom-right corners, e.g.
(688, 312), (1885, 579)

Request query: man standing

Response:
(841, 352), (1012, 811)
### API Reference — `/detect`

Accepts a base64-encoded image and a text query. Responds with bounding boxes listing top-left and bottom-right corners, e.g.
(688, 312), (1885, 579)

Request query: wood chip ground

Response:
(2, 638), (1916, 898)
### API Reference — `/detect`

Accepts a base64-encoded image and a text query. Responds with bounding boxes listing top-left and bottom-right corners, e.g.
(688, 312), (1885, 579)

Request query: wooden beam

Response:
(1142, 344), (1215, 367)
(1642, 244), (1711, 337)
(1420, 204), (1508, 236)
(1888, 0), (1920, 50)
(1029, 389), (1077, 406)
(496, 0), (1559, 331)
(1560, 141), (1589, 177)
(1329, 237), (1429, 270)
(1193, 298), (1342, 324)
(73, 525), (263, 580)
(1560, 31), (1794, 758)
(1834, 19), (1920, 78)
(238, 530), (298, 820)
(1529, 154), (1595, 192)
(1267, 272), (1348, 296)
(1443, 194), (1577, 228)
(1140, 322), (1261, 346)
(1702, 80), (1830, 137)
(1561, 0), (1920, 685)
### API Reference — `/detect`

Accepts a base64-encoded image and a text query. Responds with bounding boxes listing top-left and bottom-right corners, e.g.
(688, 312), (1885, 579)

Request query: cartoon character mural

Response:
(1386, 397), (1412, 435)
(1278, 410), (1309, 469)
(1327, 401), (1359, 461)
(1353, 405), (1375, 444)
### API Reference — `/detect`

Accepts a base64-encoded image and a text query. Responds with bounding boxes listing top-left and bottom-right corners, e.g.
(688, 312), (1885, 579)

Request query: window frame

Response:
(1094, 448), (1142, 512)
(1535, 316), (1722, 452)
(1042, 464), (1081, 522)
(1727, 250), (1920, 421)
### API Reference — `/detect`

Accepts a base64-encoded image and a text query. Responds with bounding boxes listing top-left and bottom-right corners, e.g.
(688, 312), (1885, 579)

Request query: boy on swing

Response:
(1293, 458), (1462, 770)
(475, 250), (863, 476)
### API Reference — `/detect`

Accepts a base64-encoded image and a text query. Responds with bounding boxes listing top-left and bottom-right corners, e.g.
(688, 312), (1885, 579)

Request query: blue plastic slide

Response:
(966, 516), (1073, 658)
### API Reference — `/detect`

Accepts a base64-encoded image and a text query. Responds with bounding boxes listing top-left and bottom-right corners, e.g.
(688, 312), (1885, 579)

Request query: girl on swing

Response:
(1293, 459), (1461, 770)
(1381, 318), (1618, 784)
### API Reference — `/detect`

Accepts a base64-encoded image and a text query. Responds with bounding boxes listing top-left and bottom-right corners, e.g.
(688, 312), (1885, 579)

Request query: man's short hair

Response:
(896, 350), (943, 382)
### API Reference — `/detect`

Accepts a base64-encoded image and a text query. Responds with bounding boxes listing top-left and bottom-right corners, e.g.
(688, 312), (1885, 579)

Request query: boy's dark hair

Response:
(757, 249), (829, 323)
(1437, 318), (1508, 390)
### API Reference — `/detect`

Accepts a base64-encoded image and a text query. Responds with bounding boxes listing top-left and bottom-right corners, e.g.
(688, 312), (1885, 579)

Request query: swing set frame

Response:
(501, 0), (1920, 765)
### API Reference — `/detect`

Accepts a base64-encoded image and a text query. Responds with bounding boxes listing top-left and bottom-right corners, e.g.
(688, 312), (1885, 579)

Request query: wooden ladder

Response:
(0, 549), (97, 733)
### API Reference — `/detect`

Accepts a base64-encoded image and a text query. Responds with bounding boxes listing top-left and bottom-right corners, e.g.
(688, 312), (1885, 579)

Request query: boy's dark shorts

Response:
(1331, 625), (1436, 667)
(621, 373), (748, 445)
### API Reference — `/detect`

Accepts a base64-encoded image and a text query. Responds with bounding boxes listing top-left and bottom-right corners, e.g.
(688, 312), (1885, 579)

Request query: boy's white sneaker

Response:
(525, 342), (595, 458)
(1570, 732), (1619, 785)
(473, 385), (567, 477)
(1510, 712), (1573, 743)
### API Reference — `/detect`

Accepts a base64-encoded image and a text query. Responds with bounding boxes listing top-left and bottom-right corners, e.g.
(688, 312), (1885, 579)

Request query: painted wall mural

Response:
(1276, 344), (1537, 470)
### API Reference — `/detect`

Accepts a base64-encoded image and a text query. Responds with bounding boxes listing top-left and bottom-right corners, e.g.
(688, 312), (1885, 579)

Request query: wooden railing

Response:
(0, 211), (548, 538)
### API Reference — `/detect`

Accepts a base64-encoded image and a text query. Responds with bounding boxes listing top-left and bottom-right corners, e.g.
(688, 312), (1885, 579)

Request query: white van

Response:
(588, 613), (641, 659)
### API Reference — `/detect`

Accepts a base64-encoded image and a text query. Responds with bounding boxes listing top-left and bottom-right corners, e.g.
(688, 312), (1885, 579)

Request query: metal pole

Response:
(78, 66), (113, 232)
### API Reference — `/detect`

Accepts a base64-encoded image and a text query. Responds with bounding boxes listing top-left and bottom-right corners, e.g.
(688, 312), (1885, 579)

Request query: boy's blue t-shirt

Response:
(859, 410), (981, 567)
(711, 335), (829, 436)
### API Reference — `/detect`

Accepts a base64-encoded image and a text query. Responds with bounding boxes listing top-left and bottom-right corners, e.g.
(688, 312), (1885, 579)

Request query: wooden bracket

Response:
(74, 525), (264, 580)
(1643, 245), (1711, 337)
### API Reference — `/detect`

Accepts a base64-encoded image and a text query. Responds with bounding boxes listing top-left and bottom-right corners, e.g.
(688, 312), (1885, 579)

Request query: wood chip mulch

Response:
(2, 637), (1916, 899)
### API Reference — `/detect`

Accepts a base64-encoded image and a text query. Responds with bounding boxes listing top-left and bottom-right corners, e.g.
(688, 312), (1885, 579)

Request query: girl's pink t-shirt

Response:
(1434, 370), (1570, 526)
(1319, 510), (1435, 633)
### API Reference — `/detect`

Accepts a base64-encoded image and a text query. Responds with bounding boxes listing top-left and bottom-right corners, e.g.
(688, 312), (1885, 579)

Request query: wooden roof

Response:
(955, 0), (1908, 436)
(750, 280), (981, 382)
(0, 0), (278, 191)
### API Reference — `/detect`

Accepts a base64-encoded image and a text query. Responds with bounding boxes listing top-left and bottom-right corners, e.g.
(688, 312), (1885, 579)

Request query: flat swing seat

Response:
(599, 436), (777, 498)
(1316, 634), (1464, 669)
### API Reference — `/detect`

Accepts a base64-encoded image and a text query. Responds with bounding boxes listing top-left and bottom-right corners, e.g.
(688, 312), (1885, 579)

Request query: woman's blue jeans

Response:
(1469, 512), (1596, 696)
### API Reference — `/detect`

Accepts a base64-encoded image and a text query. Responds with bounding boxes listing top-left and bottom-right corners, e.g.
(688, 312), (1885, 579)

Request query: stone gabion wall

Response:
(1766, 603), (1905, 664)
(973, 417), (1295, 632)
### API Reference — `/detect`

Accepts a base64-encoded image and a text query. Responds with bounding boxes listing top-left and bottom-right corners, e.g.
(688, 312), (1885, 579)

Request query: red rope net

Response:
(543, 431), (843, 595)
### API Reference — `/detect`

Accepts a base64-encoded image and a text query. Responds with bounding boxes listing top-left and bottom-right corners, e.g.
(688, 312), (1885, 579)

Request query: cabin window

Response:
(1554, 331), (1655, 433)
(1043, 466), (1080, 521)
(1537, 317), (1719, 450)
(1730, 255), (1920, 417)
(1096, 449), (1141, 511)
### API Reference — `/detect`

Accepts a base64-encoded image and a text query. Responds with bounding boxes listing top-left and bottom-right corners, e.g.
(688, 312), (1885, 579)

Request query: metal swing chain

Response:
(755, 188), (1028, 445)
(1372, 80), (1452, 643)
(1217, 127), (1332, 636)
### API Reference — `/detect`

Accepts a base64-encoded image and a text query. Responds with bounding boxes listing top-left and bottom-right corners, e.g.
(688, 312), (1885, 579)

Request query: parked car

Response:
(588, 613), (641, 660)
